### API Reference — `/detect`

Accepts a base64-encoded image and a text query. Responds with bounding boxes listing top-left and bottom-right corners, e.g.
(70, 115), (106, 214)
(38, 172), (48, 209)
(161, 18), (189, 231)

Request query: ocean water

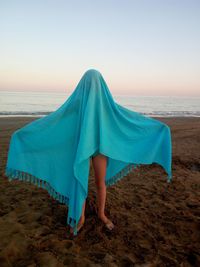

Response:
(0, 90), (200, 117)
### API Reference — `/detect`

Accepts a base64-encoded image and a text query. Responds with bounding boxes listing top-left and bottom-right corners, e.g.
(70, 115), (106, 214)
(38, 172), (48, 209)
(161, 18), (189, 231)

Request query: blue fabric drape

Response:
(5, 69), (172, 235)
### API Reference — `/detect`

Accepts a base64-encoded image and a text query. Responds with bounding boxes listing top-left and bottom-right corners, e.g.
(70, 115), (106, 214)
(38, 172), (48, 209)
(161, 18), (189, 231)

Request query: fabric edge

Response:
(4, 166), (80, 235)
(105, 160), (172, 187)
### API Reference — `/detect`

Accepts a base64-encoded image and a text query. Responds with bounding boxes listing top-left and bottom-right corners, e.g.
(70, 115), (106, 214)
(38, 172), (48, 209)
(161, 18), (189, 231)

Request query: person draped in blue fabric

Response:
(5, 69), (172, 236)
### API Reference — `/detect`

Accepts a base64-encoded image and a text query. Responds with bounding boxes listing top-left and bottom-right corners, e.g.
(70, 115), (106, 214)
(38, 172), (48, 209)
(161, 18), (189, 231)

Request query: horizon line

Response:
(0, 89), (200, 98)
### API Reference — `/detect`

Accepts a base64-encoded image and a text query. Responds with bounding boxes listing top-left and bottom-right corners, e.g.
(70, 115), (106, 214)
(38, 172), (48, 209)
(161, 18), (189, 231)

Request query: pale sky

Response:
(0, 0), (200, 96)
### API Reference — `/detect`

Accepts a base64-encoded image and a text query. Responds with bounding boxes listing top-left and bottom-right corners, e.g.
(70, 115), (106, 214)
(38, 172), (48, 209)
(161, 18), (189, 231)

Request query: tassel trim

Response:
(5, 166), (79, 236)
(105, 163), (140, 187)
(105, 162), (172, 186)
(5, 167), (69, 205)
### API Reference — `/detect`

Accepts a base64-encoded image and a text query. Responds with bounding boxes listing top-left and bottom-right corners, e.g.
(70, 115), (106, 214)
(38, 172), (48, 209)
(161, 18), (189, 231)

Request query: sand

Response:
(0, 116), (199, 267)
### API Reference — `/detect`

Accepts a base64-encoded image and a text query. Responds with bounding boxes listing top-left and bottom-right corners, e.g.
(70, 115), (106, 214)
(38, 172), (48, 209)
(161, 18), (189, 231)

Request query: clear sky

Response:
(0, 0), (199, 96)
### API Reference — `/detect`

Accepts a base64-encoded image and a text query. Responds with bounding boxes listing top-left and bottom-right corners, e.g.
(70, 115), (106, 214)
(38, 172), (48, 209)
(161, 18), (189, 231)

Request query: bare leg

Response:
(70, 153), (114, 234)
(92, 154), (114, 229)
(80, 200), (86, 221)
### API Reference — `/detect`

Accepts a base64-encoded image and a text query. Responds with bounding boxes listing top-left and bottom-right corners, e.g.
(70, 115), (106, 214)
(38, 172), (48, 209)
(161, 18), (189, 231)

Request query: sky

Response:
(0, 0), (200, 96)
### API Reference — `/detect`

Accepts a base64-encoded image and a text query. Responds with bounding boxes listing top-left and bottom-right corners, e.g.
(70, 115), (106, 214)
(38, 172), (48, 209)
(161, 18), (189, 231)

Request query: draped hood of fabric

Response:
(5, 69), (172, 235)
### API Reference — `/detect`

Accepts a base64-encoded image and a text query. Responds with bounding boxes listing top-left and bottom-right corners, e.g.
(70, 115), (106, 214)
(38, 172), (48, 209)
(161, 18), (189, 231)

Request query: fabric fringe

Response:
(5, 167), (70, 206)
(105, 162), (171, 186)
(5, 167), (76, 220)
(5, 166), (79, 235)
(105, 163), (140, 186)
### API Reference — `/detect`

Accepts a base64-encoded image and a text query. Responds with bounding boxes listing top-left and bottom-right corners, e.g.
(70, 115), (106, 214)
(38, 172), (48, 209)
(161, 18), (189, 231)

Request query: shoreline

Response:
(0, 115), (200, 118)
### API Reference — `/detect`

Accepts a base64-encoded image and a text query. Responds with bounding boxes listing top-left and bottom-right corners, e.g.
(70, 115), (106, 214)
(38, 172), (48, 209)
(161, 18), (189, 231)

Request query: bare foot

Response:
(98, 214), (114, 230)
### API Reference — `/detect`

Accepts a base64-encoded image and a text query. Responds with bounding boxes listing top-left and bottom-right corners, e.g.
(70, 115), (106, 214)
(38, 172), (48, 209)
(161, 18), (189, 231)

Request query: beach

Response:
(0, 116), (199, 267)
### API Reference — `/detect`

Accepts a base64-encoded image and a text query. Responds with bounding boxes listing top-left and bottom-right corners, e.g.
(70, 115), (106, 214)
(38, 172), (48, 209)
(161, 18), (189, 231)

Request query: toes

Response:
(106, 220), (114, 230)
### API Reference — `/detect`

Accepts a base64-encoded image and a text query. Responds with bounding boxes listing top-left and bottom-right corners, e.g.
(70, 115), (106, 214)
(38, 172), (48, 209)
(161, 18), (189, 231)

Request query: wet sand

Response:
(0, 116), (200, 267)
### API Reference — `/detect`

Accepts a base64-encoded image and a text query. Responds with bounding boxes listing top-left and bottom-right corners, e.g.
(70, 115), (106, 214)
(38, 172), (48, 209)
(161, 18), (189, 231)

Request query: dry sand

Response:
(0, 116), (199, 267)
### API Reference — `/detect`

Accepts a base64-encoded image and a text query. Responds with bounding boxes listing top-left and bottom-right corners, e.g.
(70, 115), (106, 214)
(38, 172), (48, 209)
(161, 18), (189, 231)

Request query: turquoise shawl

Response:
(5, 69), (172, 235)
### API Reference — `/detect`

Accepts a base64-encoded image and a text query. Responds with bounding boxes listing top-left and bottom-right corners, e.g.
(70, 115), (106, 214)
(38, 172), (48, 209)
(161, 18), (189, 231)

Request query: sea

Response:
(0, 90), (200, 118)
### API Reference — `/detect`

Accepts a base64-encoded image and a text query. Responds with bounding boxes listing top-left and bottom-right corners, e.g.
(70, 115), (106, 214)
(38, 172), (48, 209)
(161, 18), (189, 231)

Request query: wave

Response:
(0, 110), (200, 117)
